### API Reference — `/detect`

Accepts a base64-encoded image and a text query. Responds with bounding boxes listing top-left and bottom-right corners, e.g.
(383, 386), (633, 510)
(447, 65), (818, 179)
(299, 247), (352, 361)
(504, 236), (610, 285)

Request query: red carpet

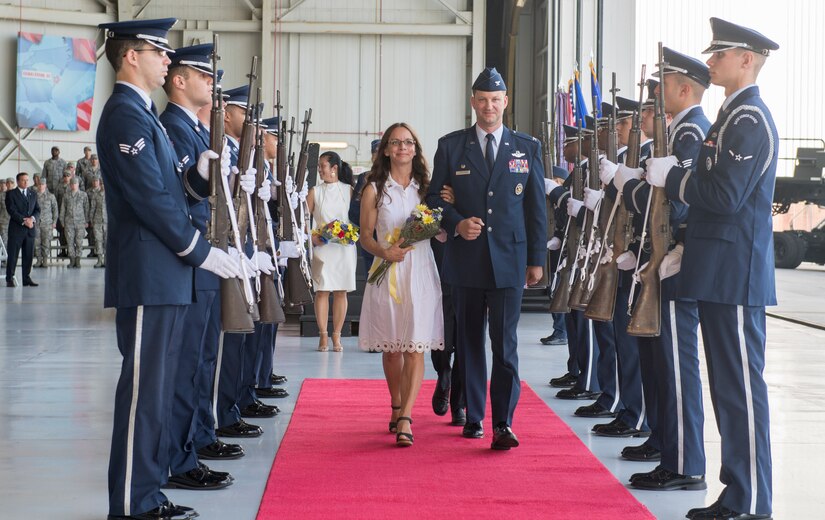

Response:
(257, 379), (654, 520)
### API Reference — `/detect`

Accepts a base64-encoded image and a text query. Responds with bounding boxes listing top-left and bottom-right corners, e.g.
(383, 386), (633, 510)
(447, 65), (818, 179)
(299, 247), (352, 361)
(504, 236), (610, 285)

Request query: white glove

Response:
(617, 250), (637, 271)
(567, 198), (584, 218)
(254, 250), (276, 275)
(289, 191), (299, 210)
(278, 240), (301, 259)
(227, 246), (258, 276)
(298, 182), (308, 202)
(544, 178), (555, 196)
(271, 177), (282, 187)
(277, 256), (288, 267)
(239, 167), (257, 195)
(600, 246), (613, 264)
(599, 157), (619, 185)
(196, 143), (231, 181)
(614, 164), (644, 191)
(257, 179), (272, 203)
(583, 188), (603, 211)
(645, 155), (679, 188)
(284, 174), (294, 194)
(547, 237), (561, 251)
(659, 244), (683, 280)
(199, 247), (242, 279)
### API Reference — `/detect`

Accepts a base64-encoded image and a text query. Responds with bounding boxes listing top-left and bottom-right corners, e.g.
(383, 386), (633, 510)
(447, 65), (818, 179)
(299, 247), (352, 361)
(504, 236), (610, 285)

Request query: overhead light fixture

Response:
(315, 141), (349, 149)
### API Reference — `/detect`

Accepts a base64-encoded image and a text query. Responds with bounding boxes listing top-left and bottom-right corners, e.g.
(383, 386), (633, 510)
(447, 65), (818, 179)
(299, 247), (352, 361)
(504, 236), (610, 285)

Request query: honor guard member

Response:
(604, 48), (712, 491)
(97, 17), (245, 520)
(426, 67), (547, 449)
(645, 18), (779, 520)
(42, 146), (66, 194)
(60, 177), (89, 268)
(546, 125), (599, 398)
(88, 178), (108, 268)
(159, 43), (242, 489)
(34, 181), (58, 268)
(540, 165), (570, 347)
(214, 84), (277, 438)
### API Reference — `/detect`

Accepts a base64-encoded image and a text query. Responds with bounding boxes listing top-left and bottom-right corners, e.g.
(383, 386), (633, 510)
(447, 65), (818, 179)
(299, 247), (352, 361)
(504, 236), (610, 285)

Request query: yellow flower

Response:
(415, 203), (428, 212)
(422, 214), (434, 225)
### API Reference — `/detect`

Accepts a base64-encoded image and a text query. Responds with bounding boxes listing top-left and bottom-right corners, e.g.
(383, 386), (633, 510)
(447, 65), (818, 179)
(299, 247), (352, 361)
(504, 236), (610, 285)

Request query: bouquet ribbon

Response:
(368, 228), (403, 304)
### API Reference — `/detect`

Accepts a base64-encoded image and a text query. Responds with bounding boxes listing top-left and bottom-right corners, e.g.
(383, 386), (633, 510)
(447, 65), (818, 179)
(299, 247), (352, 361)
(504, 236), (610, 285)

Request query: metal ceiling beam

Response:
(433, 0), (471, 25)
(0, 128), (36, 168)
(205, 19), (472, 36)
(276, 0), (309, 21)
(0, 5), (113, 26)
(0, 118), (42, 172)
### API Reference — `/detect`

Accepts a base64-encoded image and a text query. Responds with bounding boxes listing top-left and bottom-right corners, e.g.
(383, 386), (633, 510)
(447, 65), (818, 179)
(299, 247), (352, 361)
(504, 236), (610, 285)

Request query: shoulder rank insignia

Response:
(511, 150), (525, 158)
(729, 149), (753, 162)
(119, 138), (146, 156)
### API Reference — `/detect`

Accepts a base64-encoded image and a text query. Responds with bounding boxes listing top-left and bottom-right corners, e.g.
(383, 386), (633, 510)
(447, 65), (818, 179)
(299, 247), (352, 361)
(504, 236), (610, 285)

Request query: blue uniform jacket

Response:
(665, 86), (778, 306)
(97, 84), (211, 308)
(427, 125), (547, 289)
(160, 103), (219, 291)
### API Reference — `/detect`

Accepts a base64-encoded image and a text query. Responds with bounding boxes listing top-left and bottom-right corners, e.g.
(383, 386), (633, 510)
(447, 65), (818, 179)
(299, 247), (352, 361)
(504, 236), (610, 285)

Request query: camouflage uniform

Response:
(88, 187), (107, 267)
(76, 156), (93, 184)
(55, 177), (72, 255)
(42, 157), (67, 193)
(60, 187), (89, 267)
(35, 188), (58, 266)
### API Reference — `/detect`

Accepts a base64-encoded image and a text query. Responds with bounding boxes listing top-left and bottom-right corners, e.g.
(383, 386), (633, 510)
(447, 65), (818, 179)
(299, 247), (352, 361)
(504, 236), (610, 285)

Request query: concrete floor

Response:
(1, 260), (823, 519)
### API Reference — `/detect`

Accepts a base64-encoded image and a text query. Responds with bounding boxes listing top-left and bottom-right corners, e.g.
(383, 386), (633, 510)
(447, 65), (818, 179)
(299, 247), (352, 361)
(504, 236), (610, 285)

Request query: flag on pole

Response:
(573, 67), (588, 128)
(589, 57), (602, 118)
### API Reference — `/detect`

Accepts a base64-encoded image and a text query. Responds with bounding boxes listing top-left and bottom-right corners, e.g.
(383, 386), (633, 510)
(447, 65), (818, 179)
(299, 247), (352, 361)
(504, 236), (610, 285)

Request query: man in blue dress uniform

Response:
(645, 18), (779, 520)
(97, 18), (246, 520)
(427, 67), (546, 449)
(159, 43), (243, 491)
(604, 47), (712, 492)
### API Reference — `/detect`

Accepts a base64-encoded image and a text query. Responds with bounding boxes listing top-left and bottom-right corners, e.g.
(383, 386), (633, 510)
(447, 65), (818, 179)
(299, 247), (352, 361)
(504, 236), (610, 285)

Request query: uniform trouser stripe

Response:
(212, 331), (225, 426)
(123, 306), (144, 515)
(585, 320), (594, 390)
(670, 301), (685, 474)
(737, 305), (758, 514)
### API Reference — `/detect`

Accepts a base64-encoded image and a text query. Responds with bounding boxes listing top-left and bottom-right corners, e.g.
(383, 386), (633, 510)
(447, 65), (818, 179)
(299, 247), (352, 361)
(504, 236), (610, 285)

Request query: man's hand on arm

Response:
(526, 266), (542, 286)
(456, 216), (484, 240)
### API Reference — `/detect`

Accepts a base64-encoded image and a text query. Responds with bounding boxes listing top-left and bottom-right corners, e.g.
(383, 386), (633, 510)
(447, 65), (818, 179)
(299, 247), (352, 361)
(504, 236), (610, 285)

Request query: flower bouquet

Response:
(312, 219), (360, 245)
(368, 204), (443, 286)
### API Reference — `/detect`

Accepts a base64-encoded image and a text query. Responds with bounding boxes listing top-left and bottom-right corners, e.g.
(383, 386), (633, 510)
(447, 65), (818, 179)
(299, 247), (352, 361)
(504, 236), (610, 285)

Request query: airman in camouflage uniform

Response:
(76, 146), (93, 182)
(35, 182), (58, 267)
(55, 172), (73, 257)
(60, 177), (89, 268)
(42, 146), (67, 193)
(88, 178), (107, 267)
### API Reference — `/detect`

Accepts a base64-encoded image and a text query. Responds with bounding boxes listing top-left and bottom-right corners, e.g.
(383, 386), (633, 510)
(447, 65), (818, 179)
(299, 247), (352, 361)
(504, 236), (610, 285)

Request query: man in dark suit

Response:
(5, 172), (40, 287)
(427, 67), (546, 450)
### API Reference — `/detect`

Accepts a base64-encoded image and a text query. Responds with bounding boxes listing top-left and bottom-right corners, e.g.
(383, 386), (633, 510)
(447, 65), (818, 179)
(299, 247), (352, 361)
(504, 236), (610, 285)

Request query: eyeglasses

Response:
(133, 47), (168, 57)
(388, 139), (416, 148)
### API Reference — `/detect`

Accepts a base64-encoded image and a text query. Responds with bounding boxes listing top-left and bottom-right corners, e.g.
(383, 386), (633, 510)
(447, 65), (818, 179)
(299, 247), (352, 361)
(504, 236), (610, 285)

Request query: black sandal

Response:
(396, 417), (413, 447)
(389, 405), (401, 433)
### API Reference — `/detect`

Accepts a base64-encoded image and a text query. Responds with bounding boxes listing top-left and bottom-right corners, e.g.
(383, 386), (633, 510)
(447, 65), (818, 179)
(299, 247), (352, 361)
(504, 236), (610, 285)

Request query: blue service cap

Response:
(370, 139), (380, 154)
(472, 67), (506, 92)
(224, 85), (250, 108)
(169, 43), (213, 74)
(641, 79), (659, 108)
(600, 101), (633, 120)
(99, 18), (176, 53)
(563, 124), (593, 143)
(261, 116), (280, 135)
(653, 47), (710, 88)
(552, 166), (570, 181)
(616, 96), (640, 115)
(703, 17), (779, 56)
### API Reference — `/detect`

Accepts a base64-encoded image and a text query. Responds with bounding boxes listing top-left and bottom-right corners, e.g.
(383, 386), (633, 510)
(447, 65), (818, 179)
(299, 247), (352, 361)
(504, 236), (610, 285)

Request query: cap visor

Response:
(146, 39), (175, 53)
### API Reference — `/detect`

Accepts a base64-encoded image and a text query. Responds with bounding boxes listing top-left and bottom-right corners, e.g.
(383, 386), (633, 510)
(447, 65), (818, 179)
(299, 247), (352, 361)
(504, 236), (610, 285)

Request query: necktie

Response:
(485, 133), (495, 173)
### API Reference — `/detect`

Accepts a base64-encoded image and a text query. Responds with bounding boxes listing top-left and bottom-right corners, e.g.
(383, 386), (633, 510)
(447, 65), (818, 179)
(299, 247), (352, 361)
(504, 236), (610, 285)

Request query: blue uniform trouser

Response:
(168, 289), (217, 475)
(192, 294), (221, 450)
(216, 332), (248, 427)
(567, 310), (599, 392)
(255, 323), (279, 390)
(637, 339), (660, 451)
(453, 285), (523, 427)
(240, 322), (274, 407)
(108, 305), (186, 516)
(699, 302), (772, 516)
(431, 281), (465, 409)
(593, 321), (621, 413)
(612, 285), (647, 431)
(648, 299), (705, 475)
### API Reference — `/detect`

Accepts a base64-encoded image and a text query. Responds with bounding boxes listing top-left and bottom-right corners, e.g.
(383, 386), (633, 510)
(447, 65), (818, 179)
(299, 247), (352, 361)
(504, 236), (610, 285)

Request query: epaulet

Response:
(513, 130), (539, 143)
(439, 128), (467, 141)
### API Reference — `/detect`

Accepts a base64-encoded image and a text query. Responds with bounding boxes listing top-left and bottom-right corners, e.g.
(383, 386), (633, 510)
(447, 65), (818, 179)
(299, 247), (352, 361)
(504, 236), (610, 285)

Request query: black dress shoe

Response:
(540, 332), (567, 345)
(6, 279), (16, 287)
(255, 386), (289, 398)
(197, 461), (234, 482)
(555, 387), (600, 400)
(690, 504), (772, 520)
(270, 373), (288, 385)
(196, 439), (244, 460)
(23, 279), (38, 287)
(687, 501), (722, 519)
(622, 442), (661, 462)
(548, 372), (577, 388)
(431, 385), (450, 416)
(108, 501), (198, 519)
(216, 420), (263, 438)
(574, 401), (617, 418)
(450, 407), (467, 426)
(592, 418), (650, 438)
(630, 467), (706, 490)
(164, 466), (232, 490)
(240, 400), (278, 418)
(491, 424), (519, 450)
(462, 421), (484, 439)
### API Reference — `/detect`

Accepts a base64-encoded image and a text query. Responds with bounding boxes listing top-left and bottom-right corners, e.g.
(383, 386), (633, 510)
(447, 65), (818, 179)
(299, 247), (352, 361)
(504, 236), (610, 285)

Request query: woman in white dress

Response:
(359, 123), (445, 447)
(307, 152), (357, 352)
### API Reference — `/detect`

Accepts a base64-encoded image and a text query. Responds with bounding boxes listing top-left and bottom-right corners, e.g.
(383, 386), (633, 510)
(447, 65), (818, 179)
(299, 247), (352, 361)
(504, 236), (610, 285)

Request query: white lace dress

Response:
(358, 178), (444, 353)
(310, 181), (357, 292)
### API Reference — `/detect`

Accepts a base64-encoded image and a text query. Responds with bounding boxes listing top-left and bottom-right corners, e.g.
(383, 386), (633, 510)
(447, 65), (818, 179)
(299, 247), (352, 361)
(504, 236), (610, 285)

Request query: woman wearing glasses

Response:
(307, 151), (357, 352)
(358, 122), (445, 447)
